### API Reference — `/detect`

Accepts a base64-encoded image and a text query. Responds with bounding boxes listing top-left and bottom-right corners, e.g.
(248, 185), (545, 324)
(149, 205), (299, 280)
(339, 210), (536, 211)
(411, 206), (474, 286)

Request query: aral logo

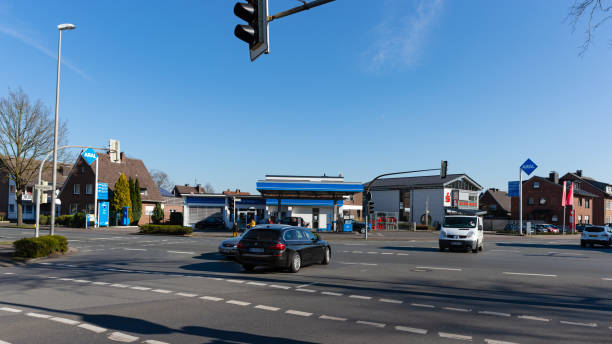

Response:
(81, 148), (98, 165)
(520, 158), (538, 176)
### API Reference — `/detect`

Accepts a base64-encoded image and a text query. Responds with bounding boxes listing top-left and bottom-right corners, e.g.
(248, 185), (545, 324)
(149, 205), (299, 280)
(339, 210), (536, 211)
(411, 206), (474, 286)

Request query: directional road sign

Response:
(508, 181), (520, 197)
(81, 148), (98, 165)
(520, 158), (538, 176)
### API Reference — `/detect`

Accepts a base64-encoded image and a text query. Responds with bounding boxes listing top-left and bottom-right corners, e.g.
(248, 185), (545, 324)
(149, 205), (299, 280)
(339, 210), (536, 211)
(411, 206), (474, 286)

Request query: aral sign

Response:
(81, 148), (98, 165)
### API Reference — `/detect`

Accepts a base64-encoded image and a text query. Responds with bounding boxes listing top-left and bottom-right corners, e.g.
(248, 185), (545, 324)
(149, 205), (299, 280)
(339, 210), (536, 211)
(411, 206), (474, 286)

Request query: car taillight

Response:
(237, 243), (245, 249)
(267, 243), (286, 250)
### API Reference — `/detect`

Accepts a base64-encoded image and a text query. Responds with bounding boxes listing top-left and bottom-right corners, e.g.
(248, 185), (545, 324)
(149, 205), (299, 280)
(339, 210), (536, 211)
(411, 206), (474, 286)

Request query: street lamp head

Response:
(57, 23), (76, 31)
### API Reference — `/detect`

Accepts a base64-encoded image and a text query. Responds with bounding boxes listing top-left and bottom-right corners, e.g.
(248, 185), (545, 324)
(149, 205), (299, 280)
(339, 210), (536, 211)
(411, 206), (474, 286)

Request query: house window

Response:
(24, 204), (33, 214)
(9, 204), (14, 213)
(528, 197), (534, 205)
(145, 206), (154, 215)
(539, 197), (547, 205)
(585, 199), (590, 209)
(73, 184), (80, 195)
(9, 185), (15, 193)
(490, 204), (497, 211)
(606, 200), (612, 210)
(140, 188), (148, 196)
(578, 198), (582, 206)
(86, 203), (94, 214)
(85, 184), (93, 195)
(533, 182), (540, 189)
(585, 215), (590, 224)
(607, 186), (612, 194)
(552, 215), (558, 222)
(70, 204), (78, 215)
(578, 215), (582, 224)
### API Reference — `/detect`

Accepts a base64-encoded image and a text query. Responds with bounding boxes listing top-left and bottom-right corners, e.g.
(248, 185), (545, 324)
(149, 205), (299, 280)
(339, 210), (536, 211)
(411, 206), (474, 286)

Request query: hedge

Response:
(13, 235), (68, 258)
(139, 224), (193, 235)
(169, 212), (183, 225)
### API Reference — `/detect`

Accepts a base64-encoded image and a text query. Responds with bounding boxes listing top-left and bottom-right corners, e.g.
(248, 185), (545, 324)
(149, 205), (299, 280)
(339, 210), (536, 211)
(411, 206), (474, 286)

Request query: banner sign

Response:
(98, 202), (109, 227)
(508, 181), (520, 197)
(97, 183), (109, 200)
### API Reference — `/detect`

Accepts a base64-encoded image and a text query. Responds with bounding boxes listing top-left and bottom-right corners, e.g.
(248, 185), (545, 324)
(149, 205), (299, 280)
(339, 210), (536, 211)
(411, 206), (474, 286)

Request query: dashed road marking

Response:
(142, 340), (169, 344)
(246, 281), (267, 286)
(59, 278), (75, 281)
(379, 298), (403, 304)
(73, 279), (90, 283)
(485, 339), (519, 344)
(152, 289), (173, 294)
(167, 250), (195, 255)
(416, 266), (462, 271)
(50, 317), (80, 325)
(396, 253), (410, 256)
(0, 340), (12, 344)
(395, 326), (427, 334)
(286, 310), (312, 317)
(107, 331), (139, 342)
(503, 272), (557, 278)
(26, 312), (51, 319)
(2, 272), (14, 275)
(560, 320), (597, 327)
(130, 286), (151, 291)
(321, 291), (343, 296)
(200, 296), (223, 302)
(380, 252), (394, 255)
(0, 307), (22, 313)
(411, 303), (435, 308)
(255, 305), (280, 311)
(443, 307), (471, 312)
(356, 320), (385, 328)
(349, 295), (372, 300)
(439, 332), (472, 341)
(226, 300), (250, 306)
(78, 323), (107, 333)
(269, 284), (291, 290)
(319, 315), (347, 321)
(602, 278), (612, 281)
(226, 279), (245, 284)
(518, 315), (550, 322)
(176, 292), (197, 297)
(478, 311), (511, 317)
(367, 251), (378, 254)
(110, 284), (130, 288)
(123, 248), (146, 251)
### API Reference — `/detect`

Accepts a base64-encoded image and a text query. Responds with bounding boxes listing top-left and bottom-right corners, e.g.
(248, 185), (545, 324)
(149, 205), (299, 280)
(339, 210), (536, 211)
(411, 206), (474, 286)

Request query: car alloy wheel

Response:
(322, 247), (331, 265)
(290, 253), (301, 273)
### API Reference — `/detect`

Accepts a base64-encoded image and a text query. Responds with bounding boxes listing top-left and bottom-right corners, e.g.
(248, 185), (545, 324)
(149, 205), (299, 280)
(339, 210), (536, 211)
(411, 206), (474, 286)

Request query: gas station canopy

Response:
(256, 175), (363, 200)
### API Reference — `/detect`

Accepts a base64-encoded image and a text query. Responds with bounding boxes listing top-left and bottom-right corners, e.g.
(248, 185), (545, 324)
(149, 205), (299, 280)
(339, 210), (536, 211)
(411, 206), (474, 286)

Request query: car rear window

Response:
(585, 227), (604, 233)
(243, 229), (281, 241)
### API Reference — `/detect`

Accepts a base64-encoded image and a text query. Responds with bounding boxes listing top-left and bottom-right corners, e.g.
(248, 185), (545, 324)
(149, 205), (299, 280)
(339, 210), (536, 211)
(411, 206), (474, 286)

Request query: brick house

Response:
(59, 152), (162, 225)
(560, 170), (612, 225)
(479, 188), (511, 218)
(510, 172), (597, 226)
(159, 187), (183, 223)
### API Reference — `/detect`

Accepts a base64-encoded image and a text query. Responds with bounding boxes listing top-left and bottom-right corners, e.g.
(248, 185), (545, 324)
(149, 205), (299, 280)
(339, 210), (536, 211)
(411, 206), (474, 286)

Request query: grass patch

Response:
(13, 235), (68, 258)
(139, 224), (193, 236)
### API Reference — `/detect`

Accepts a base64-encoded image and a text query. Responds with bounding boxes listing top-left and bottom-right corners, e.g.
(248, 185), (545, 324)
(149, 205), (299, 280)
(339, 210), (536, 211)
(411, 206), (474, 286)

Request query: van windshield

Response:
(443, 217), (477, 228)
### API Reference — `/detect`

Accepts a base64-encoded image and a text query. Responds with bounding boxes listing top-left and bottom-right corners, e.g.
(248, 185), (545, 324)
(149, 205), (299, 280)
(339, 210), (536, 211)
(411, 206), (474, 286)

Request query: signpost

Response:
(81, 149), (99, 228)
(519, 159), (538, 235)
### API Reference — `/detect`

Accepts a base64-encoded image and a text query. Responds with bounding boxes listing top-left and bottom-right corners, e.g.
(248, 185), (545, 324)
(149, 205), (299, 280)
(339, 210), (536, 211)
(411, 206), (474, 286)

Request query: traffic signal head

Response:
(233, 0), (269, 61)
(368, 200), (375, 213)
(440, 160), (448, 179)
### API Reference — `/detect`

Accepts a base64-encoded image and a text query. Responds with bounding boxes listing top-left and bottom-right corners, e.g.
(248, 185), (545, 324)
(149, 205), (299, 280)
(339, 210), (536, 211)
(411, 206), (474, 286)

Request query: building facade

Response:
(560, 170), (612, 225)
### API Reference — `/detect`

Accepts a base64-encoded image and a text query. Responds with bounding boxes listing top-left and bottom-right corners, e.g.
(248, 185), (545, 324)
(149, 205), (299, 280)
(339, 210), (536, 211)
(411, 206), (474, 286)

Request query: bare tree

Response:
(0, 88), (68, 226)
(568, 0), (612, 55)
(203, 182), (215, 193)
(150, 169), (174, 191)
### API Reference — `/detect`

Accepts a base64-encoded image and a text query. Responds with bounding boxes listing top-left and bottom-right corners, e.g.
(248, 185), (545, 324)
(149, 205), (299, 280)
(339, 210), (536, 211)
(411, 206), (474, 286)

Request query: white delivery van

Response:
(439, 215), (484, 253)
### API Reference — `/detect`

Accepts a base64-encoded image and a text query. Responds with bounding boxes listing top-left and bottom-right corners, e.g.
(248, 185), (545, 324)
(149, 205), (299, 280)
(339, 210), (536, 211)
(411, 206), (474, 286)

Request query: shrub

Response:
(13, 235), (68, 258)
(169, 212), (183, 225)
(151, 203), (164, 224)
(139, 224), (192, 235)
(55, 215), (73, 226)
(39, 215), (50, 225)
(70, 213), (86, 228)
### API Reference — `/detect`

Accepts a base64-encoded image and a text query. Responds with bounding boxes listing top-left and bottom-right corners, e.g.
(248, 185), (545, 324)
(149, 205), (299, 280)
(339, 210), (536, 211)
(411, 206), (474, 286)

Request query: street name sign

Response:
(35, 184), (53, 191)
(520, 159), (537, 175)
(82, 148), (98, 165)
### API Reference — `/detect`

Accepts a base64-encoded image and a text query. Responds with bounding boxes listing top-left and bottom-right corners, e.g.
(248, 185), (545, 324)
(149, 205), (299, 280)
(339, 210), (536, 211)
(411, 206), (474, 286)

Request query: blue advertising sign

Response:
(81, 148), (98, 165)
(508, 181), (520, 197)
(520, 158), (538, 176)
(97, 183), (109, 200)
(98, 202), (109, 227)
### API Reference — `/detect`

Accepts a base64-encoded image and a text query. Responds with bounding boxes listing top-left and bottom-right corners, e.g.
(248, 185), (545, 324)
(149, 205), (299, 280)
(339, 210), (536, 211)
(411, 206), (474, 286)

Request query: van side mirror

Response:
(479, 225), (483, 231)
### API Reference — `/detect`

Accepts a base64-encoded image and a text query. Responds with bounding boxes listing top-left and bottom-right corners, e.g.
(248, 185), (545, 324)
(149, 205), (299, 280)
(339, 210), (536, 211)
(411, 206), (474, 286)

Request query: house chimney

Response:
(120, 152), (125, 161)
(576, 170), (583, 177)
(549, 171), (559, 184)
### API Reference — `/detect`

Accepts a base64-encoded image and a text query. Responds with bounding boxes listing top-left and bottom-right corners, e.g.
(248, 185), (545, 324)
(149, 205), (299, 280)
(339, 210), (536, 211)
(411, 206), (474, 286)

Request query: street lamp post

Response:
(50, 23), (76, 236)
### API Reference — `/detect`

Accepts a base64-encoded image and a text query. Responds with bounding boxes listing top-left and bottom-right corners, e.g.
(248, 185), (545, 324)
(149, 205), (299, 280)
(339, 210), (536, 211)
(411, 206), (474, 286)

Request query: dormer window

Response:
(533, 182), (540, 189)
(607, 186), (612, 194)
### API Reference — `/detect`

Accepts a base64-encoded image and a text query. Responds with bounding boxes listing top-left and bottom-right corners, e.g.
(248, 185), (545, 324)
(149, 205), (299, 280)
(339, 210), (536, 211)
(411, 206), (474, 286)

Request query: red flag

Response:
(566, 182), (574, 206)
(561, 181), (567, 207)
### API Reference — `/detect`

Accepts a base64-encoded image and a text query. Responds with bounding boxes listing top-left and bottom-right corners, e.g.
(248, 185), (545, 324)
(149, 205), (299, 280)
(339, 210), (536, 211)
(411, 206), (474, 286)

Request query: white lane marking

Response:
(226, 300), (250, 306)
(107, 331), (139, 342)
(73, 279), (90, 283)
(360, 263), (378, 266)
(395, 326), (427, 334)
(130, 286), (151, 291)
(50, 317), (80, 325)
(349, 295), (372, 300)
(321, 291), (343, 296)
(319, 315), (347, 321)
(518, 315), (550, 322)
(396, 253), (410, 256)
(167, 250), (195, 254)
(503, 272), (557, 278)
(296, 282), (317, 288)
(379, 298), (403, 304)
(286, 310), (312, 317)
(439, 332), (472, 341)
(152, 289), (173, 294)
(269, 284), (291, 290)
(40, 262), (52, 265)
(560, 320), (597, 327)
(226, 279), (245, 284)
(78, 323), (107, 333)
(356, 320), (385, 328)
(111, 284), (130, 288)
(367, 252), (378, 254)
(0, 340), (12, 344)
(296, 288), (317, 293)
(255, 305), (280, 311)
(0, 307), (22, 313)
(176, 292), (197, 297)
(200, 296), (223, 302)
(59, 278), (75, 281)
(411, 303), (435, 308)
(416, 266), (462, 271)
(380, 252), (394, 255)
(485, 339), (519, 344)
(443, 307), (471, 312)
(602, 278), (612, 281)
(490, 249), (519, 252)
(478, 311), (511, 317)
(26, 312), (51, 318)
(246, 281), (267, 286)
(2, 272), (14, 275)
(46, 276), (59, 279)
(338, 262), (358, 265)
(123, 248), (146, 251)
(352, 251), (363, 254)
(142, 340), (169, 344)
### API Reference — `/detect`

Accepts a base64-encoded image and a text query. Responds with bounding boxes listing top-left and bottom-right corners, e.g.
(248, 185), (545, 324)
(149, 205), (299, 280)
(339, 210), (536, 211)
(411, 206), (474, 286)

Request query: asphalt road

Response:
(0, 227), (610, 344)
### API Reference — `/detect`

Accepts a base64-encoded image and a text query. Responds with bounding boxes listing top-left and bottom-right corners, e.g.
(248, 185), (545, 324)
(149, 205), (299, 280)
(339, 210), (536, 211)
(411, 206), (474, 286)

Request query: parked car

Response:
(218, 232), (246, 258)
(195, 216), (225, 230)
(540, 224), (559, 234)
(576, 224), (587, 233)
(280, 216), (307, 227)
(580, 225), (612, 248)
(344, 219), (366, 233)
(236, 224), (331, 272)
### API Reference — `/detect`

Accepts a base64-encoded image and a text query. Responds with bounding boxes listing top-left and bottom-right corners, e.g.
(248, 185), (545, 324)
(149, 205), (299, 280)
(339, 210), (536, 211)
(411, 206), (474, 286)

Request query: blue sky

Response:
(1, 0), (611, 193)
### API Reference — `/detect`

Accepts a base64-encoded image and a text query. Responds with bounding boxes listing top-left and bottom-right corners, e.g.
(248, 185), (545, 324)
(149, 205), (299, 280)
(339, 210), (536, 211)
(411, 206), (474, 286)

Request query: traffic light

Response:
(227, 197), (235, 220)
(364, 192), (375, 214)
(368, 200), (375, 214)
(234, 0), (269, 61)
(440, 160), (448, 179)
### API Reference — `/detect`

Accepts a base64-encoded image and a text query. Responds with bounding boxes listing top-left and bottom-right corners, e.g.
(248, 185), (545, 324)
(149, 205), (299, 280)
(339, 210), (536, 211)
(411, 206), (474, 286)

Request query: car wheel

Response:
(606, 240), (611, 248)
(321, 247), (331, 265)
(471, 242), (478, 253)
(289, 252), (301, 273)
(580, 241), (585, 248)
(242, 264), (255, 272)
(439, 246), (445, 252)
(479, 242), (483, 251)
